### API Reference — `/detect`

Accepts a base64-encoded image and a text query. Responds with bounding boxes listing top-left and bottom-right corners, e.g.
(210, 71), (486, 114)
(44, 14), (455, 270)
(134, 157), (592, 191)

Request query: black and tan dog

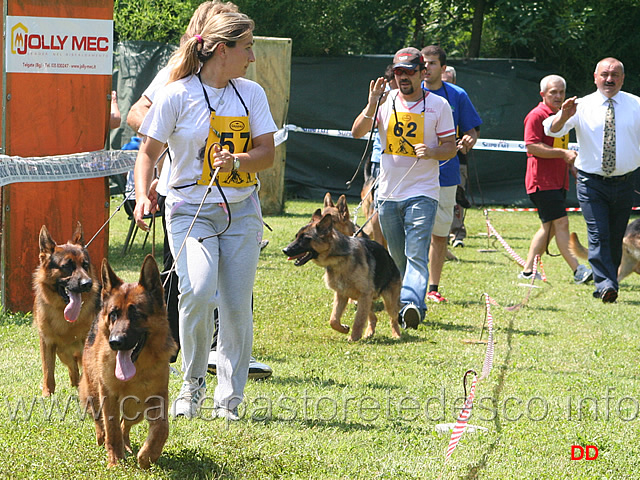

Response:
(79, 255), (177, 469)
(283, 213), (402, 341)
(570, 218), (640, 281)
(32, 222), (100, 397)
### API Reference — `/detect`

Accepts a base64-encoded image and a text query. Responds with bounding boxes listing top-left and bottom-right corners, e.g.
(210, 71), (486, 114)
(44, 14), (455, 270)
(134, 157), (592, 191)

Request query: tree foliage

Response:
(114, 0), (202, 44)
(114, 0), (640, 94)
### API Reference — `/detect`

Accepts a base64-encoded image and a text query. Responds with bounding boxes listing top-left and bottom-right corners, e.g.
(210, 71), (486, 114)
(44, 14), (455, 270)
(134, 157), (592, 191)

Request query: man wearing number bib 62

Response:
(351, 47), (456, 329)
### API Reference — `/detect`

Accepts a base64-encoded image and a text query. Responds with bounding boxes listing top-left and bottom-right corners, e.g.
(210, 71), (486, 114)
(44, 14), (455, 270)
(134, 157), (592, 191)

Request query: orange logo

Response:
(11, 22), (28, 55)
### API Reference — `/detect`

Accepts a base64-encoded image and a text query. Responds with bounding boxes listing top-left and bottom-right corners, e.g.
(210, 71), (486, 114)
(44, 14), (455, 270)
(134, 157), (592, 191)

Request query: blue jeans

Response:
(576, 171), (634, 294)
(378, 195), (438, 318)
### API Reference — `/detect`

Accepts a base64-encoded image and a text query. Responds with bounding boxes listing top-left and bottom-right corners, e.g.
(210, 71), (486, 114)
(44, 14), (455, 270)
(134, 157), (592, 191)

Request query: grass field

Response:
(2, 197), (640, 479)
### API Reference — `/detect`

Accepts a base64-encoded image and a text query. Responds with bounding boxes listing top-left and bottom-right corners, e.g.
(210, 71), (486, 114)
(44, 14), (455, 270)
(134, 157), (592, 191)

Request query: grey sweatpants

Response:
(166, 191), (262, 410)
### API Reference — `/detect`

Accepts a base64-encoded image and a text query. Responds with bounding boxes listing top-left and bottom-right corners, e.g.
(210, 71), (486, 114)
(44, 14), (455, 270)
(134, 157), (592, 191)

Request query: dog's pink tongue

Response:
(115, 349), (136, 381)
(63, 291), (82, 322)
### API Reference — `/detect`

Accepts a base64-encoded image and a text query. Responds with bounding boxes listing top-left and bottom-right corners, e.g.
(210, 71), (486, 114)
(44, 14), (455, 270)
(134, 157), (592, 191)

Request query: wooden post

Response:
(1, 0), (113, 312)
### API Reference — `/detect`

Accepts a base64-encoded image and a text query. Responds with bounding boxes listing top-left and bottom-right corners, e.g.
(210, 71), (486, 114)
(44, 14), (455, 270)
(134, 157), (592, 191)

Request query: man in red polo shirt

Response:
(521, 75), (593, 284)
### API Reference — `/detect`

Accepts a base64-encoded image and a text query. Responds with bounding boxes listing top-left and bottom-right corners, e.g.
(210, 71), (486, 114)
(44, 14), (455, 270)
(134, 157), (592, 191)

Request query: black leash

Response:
(346, 94), (383, 189)
(85, 147), (169, 249)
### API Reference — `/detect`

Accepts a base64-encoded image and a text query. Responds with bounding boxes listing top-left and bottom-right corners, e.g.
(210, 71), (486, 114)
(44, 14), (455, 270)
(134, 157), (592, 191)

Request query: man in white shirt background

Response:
(544, 57), (640, 303)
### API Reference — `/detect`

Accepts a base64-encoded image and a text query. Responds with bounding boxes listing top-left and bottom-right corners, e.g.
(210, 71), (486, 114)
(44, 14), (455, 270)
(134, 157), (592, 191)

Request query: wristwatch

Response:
(232, 155), (240, 173)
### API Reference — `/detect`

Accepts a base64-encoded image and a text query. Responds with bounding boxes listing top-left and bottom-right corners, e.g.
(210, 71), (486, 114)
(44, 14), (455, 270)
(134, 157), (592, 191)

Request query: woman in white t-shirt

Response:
(133, 11), (276, 421)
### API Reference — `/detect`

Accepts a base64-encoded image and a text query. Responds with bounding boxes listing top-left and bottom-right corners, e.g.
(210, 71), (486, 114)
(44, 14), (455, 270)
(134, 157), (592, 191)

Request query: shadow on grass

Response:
(264, 374), (408, 393)
(499, 327), (552, 337)
(267, 375), (350, 389)
(159, 448), (228, 479)
(249, 415), (429, 433)
(424, 320), (476, 333)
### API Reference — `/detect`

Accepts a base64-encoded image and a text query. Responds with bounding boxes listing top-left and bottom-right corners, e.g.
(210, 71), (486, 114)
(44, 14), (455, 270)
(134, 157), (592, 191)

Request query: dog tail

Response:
(569, 232), (589, 260)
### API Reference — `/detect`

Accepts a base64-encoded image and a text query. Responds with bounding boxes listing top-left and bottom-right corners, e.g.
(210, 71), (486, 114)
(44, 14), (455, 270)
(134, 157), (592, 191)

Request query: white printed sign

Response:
(5, 16), (113, 75)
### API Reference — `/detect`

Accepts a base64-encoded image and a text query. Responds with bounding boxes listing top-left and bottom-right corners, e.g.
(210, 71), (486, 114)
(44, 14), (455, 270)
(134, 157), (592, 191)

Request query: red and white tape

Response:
(485, 215), (526, 267)
(445, 374), (478, 464)
(480, 294), (497, 380)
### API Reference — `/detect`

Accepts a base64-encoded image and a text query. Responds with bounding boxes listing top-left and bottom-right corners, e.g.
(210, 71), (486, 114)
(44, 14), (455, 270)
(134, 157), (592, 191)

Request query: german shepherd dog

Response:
(570, 218), (640, 281)
(32, 222), (100, 397)
(79, 255), (177, 468)
(283, 213), (402, 341)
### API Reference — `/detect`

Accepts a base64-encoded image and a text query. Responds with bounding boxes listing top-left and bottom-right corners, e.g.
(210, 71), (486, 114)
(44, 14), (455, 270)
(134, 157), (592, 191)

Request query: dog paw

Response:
(137, 455), (151, 470)
(330, 322), (349, 334)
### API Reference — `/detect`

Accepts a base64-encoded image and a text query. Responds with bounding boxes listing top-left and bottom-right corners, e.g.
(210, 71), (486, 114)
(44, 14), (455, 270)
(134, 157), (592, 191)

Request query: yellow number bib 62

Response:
(385, 111), (424, 157)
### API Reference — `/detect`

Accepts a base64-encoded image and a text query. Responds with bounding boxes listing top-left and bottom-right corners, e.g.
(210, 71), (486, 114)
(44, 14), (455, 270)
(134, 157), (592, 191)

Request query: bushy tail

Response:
(569, 232), (589, 259)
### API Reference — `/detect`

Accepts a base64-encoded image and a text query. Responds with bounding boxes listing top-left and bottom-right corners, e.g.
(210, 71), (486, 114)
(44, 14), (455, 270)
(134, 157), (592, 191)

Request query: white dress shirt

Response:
(543, 90), (640, 176)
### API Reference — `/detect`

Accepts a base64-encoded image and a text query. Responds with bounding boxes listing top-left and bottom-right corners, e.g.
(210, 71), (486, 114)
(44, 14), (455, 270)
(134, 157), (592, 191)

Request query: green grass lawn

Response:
(2, 197), (640, 479)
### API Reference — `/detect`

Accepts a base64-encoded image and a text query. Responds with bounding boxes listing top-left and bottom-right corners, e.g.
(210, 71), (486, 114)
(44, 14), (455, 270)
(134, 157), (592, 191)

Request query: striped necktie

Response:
(602, 98), (616, 176)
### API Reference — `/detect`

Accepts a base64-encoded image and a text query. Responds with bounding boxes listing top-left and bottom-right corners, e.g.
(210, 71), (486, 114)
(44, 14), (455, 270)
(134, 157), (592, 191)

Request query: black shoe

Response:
(600, 287), (618, 303)
(399, 303), (420, 330)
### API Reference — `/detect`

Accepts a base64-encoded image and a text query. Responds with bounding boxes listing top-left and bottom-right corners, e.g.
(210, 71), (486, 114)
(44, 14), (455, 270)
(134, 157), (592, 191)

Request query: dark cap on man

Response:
(392, 47), (424, 70)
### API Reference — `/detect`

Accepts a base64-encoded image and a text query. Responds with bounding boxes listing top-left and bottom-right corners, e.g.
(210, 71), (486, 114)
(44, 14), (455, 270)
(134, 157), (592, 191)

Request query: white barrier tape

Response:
(0, 149), (136, 187)
(274, 127), (288, 147)
(283, 124), (579, 152)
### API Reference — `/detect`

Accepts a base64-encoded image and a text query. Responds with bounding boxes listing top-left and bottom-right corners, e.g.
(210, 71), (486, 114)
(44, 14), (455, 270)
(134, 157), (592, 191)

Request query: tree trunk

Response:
(468, 0), (486, 58)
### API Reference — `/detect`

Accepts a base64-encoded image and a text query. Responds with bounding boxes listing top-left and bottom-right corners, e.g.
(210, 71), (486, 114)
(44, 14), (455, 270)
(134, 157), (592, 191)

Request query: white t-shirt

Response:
(142, 66), (171, 196)
(140, 74), (277, 204)
(376, 91), (455, 202)
(143, 65), (171, 103)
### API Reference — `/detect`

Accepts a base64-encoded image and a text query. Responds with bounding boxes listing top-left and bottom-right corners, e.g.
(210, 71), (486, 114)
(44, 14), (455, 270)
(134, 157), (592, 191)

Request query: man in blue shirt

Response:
(421, 45), (483, 303)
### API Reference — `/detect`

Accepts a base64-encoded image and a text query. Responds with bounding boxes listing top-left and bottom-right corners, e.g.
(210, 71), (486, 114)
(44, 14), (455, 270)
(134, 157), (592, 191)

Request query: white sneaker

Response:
(518, 271), (542, 281)
(574, 264), (593, 284)
(213, 406), (240, 421)
(171, 377), (206, 419)
(208, 350), (273, 380)
(249, 357), (273, 380)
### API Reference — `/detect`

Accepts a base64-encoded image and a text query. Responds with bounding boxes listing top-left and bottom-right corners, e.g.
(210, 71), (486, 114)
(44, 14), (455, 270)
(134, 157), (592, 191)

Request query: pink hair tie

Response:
(194, 34), (203, 44)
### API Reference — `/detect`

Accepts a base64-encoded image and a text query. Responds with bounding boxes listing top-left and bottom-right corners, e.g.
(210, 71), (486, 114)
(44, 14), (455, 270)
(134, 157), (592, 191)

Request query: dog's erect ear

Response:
(70, 221), (85, 246)
(336, 195), (350, 220)
(39, 225), (56, 255)
(139, 254), (164, 305)
(101, 258), (122, 299)
(323, 192), (334, 208)
(317, 213), (334, 235)
(311, 208), (323, 223)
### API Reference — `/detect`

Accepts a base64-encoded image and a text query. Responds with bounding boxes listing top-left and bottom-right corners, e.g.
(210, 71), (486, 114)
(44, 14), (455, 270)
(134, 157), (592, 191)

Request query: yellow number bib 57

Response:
(199, 112), (257, 187)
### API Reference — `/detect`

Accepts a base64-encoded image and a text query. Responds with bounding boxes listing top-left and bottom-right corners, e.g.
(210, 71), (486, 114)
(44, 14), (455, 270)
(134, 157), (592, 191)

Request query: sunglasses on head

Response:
(393, 67), (418, 76)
